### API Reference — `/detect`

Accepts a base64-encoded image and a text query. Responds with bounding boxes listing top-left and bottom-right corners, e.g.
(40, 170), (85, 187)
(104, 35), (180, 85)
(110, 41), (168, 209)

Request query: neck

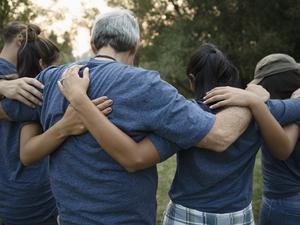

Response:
(95, 47), (133, 65)
(0, 44), (18, 66)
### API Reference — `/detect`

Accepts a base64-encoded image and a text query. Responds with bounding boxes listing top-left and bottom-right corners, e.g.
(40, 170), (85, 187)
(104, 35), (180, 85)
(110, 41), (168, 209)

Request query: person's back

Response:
(161, 44), (300, 225)
(33, 59), (176, 224)
(169, 99), (299, 213)
(0, 22), (58, 225)
(169, 102), (261, 212)
(251, 54), (300, 225)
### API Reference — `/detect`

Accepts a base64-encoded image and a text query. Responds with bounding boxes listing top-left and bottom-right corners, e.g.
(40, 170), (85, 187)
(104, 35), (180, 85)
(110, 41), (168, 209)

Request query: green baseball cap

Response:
(250, 53), (300, 84)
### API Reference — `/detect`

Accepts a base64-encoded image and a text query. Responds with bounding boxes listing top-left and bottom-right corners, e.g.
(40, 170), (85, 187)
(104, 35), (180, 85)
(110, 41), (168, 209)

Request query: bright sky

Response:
(32, 0), (112, 57)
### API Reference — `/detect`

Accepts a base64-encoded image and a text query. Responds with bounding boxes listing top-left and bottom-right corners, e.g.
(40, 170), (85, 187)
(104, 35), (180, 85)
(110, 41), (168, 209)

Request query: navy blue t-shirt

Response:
(0, 58), (57, 224)
(148, 99), (300, 213)
(262, 121), (300, 199)
(2, 59), (216, 225)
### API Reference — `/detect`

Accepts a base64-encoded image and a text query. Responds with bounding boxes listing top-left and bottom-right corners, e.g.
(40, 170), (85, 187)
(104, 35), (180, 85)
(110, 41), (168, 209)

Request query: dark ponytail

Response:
(186, 43), (242, 100)
(17, 24), (60, 77)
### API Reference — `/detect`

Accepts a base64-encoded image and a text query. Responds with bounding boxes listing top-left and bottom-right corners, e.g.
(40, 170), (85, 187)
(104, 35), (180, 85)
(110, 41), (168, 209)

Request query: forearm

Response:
(20, 121), (68, 166)
(0, 80), (6, 96)
(70, 94), (158, 172)
(0, 102), (10, 120)
(251, 101), (292, 160)
(196, 107), (251, 151)
(283, 124), (299, 156)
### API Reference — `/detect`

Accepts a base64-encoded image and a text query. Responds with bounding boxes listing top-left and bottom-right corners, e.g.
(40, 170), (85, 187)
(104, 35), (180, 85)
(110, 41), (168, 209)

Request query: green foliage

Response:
(0, 0), (75, 63)
(108, 0), (300, 94)
(48, 31), (75, 64)
(0, 0), (36, 48)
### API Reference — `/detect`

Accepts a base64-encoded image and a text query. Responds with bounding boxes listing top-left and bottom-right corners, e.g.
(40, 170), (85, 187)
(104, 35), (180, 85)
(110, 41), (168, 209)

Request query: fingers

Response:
(18, 88), (42, 106)
(92, 96), (109, 104)
(203, 90), (227, 100)
(96, 99), (113, 110)
(101, 107), (112, 116)
(209, 100), (231, 109)
(15, 94), (36, 108)
(83, 67), (90, 82)
(57, 79), (64, 94)
(206, 86), (230, 95)
(61, 65), (83, 80)
(23, 77), (45, 89)
(20, 79), (43, 101)
(203, 94), (229, 105)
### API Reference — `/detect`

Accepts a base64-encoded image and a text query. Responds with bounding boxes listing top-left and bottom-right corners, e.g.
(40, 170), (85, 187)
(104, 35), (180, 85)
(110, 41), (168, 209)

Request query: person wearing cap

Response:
(251, 53), (300, 225)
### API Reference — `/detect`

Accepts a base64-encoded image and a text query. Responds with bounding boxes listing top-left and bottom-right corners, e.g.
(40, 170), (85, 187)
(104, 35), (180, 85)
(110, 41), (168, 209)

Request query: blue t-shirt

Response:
(0, 58), (57, 224)
(2, 58), (216, 225)
(148, 99), (300, 213)
(262, 121), (300, 199)
(0, 58), (16, 76)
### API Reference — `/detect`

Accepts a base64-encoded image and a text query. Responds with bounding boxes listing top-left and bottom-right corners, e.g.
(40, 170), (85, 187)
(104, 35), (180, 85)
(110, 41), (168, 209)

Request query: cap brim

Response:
(248, 77), (264, 85)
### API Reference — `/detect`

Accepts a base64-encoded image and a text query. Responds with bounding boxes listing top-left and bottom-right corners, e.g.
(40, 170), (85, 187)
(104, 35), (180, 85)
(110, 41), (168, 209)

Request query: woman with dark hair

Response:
(0, 21), (44, 107)
(6, 24), (113, 225)
(0, 23), (60, 225)
(251, 54), (300, 225)
(17, 25), (60, 78)
(50, 43), (300, 225)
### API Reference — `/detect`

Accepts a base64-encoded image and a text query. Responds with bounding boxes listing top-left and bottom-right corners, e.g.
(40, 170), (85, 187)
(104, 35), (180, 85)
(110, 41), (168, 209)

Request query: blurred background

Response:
(1, 0), (299, 224)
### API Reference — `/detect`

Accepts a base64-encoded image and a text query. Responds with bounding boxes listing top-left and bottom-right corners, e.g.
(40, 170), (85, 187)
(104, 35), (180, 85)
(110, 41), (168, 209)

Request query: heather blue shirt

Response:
(262, 121), (300, 199)
(149, 99), (300, 213)
(0, 59), (57, 224)
(2, 59), (216, 225)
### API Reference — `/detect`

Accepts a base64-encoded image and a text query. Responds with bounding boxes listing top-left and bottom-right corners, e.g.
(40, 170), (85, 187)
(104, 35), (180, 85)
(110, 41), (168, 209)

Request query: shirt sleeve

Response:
(267, 99), (300, 125)
(1, 98), (40, 122)
(137, 72), (216, 149)
(147, 134), (181, 162)
(0, 71), (45, 122)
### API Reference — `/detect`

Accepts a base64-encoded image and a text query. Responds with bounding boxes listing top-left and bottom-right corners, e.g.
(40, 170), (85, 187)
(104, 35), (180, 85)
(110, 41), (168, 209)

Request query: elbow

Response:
(123, 157), (146, 173)
(211, 130), (233, 152)
(20, 150), (34, 166)
(213, 144), (229, 153)
(273, 145), (293, 161)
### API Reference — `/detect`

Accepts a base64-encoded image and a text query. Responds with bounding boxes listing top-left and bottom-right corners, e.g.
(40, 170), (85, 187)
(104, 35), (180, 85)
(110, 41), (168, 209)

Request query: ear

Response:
(129, 44), (139, 56)
(90, 41), (98, 54)
(15, 34), (24, 47)
(39, 58), (46, 69)
(188, 73), (196, 92)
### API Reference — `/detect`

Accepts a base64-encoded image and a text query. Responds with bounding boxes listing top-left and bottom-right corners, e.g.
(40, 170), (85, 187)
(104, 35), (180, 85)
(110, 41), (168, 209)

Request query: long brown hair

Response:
(17, 24), (60, 77)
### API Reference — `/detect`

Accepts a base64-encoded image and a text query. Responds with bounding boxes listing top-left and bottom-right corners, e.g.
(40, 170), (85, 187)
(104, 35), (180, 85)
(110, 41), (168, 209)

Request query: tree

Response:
(0, 0), (37, 48)
(107, 0), (300, 95)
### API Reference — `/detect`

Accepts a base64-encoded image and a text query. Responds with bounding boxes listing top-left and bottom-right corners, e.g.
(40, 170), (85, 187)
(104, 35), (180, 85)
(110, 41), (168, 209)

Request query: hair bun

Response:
(26, 24), (41, 42)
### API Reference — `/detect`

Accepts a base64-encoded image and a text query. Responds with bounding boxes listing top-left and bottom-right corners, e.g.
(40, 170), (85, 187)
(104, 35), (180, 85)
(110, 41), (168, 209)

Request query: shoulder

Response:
(113, 63), (160, 81)
(35, 63), (74, 84)
(0, 59), (16, 75)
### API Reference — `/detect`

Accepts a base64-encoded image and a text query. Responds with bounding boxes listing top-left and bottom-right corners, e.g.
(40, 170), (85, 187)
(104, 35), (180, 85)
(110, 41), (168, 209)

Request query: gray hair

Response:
(91, 9), (140, 52)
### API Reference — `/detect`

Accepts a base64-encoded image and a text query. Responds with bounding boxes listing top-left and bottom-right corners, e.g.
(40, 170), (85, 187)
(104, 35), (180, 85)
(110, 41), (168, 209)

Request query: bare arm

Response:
(20, 97), (112, 166)
(0, 103), (10, 120)
(203, 85), (295, 159)
(0, 77), (44, 107)
(195, 106), (251, 151)
(58, 67), (160, 172)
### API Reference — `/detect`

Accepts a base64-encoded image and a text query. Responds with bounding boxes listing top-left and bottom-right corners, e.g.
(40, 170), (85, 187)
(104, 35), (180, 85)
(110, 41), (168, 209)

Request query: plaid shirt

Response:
(163, 201), (255, 225)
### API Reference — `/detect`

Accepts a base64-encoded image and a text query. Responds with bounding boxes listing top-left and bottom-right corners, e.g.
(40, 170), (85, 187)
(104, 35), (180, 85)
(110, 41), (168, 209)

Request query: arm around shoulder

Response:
(196, 106), (252, 151)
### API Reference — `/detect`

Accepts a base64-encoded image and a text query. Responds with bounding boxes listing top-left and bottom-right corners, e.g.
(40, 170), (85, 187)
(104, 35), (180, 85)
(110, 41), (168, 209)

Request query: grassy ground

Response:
(156, 152), (263, 225)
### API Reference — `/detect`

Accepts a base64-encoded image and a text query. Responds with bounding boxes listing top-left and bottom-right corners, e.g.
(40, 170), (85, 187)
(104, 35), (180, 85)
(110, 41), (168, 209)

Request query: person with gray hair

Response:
(0, 9), (255, 224)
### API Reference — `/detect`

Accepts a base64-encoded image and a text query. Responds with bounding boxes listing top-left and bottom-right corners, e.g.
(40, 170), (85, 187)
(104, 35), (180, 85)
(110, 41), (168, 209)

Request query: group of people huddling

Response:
(0, 8), (299, 225)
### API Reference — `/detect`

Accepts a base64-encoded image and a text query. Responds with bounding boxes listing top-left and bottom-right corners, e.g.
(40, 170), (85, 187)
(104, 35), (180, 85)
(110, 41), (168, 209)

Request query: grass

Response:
(156, 152), (263, 225)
